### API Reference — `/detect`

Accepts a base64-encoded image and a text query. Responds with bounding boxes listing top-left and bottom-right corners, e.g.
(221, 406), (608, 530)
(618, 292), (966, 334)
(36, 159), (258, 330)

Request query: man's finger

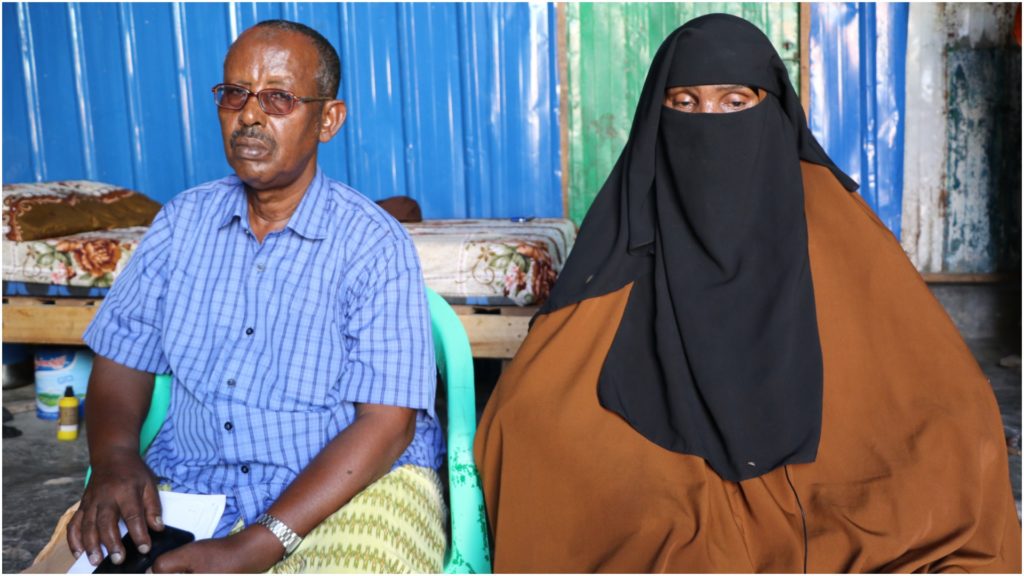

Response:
(95, 504), (125, 565)
(120, 495), (152, 556)
(66, 508), (85, 559)
(78, 505), (103, 566)
(142, 481), (165, 531)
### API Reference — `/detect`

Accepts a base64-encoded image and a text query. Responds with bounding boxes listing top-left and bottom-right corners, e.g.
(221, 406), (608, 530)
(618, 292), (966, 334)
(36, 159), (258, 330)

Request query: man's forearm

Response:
(261, 404), (417, 537)
(85, 356), (156, 461)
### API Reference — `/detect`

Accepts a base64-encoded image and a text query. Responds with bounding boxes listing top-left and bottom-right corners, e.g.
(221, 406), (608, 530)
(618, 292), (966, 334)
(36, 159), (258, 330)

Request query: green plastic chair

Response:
(86, 287), (492, 573)
(425, 288), (493, 574)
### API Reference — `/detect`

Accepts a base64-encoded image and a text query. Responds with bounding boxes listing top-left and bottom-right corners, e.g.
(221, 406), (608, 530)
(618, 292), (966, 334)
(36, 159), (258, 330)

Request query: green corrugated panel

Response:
(566, 3), (800, 223)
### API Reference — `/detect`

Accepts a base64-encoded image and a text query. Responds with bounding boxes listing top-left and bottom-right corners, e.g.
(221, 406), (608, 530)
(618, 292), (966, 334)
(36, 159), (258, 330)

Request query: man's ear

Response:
(318, 100), (347, 143)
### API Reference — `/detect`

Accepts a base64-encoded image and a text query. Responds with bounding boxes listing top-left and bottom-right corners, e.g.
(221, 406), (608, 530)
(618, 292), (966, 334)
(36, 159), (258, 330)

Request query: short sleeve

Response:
(336, 234), (436, 412)
(82, 205), (173, 374)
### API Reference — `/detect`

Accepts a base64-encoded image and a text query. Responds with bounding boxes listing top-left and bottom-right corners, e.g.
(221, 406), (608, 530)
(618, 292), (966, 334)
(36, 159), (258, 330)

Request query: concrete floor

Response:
(2, 282), (1021, 573)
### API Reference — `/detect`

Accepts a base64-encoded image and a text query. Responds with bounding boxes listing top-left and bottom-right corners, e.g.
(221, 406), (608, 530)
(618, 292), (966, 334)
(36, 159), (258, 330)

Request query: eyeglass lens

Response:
(214, 85), (297, 115)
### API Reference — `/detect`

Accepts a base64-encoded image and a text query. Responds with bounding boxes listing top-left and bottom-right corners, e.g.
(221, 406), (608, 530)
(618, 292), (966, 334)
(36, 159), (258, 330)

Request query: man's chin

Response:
(229, 161), (273, 189)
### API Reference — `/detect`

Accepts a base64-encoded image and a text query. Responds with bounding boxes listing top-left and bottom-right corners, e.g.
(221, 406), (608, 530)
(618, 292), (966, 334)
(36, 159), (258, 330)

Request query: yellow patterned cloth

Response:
(229, 465), (447, 574)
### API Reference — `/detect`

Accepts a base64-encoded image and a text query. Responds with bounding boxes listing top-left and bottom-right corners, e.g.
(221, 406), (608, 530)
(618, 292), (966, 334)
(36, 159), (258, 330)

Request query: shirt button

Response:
(245, 327), (254, 336)
(240, 465), (250, 474)
(224, 421), (233, 431)
(227, 379), (236, 387)
(255, 264), (265, 273)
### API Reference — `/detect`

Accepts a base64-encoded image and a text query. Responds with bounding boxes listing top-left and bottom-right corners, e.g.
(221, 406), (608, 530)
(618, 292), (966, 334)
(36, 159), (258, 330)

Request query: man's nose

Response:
(701, 100), (716, 114)
(239, 93), (265, 124)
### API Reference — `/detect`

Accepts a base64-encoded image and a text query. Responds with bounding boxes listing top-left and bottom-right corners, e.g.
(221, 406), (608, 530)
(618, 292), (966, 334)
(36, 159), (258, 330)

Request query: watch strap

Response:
(255, 513), (302, 558)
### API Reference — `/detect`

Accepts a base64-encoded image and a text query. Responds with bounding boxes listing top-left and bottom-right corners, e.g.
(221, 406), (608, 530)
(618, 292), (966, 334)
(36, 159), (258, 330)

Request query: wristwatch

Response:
(255, 513), (302, 559)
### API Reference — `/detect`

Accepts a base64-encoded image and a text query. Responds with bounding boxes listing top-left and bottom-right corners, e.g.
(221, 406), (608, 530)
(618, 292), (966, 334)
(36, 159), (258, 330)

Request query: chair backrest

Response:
(425, 288), (492, 574)
(85, 288), (492, 573)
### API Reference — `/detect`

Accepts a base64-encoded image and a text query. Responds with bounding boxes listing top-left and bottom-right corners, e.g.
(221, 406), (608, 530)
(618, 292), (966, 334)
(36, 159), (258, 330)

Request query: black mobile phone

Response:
(93, 525), (195, 574)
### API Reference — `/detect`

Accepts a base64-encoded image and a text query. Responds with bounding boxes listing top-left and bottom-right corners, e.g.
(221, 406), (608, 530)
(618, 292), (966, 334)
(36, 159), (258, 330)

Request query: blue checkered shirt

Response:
(83, 167), (442, 536)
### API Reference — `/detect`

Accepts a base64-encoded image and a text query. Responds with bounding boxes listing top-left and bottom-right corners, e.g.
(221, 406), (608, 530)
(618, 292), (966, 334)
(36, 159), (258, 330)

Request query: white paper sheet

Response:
(68, 491), (226, 573)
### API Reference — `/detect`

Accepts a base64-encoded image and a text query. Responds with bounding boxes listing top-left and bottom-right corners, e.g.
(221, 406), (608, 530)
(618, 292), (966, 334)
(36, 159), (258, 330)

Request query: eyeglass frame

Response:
(211, 83), (333, 116)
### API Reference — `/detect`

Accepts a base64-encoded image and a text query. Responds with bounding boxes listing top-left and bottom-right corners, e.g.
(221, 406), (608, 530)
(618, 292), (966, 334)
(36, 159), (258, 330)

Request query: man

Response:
(474, 14), (1021, 572)
(30, 20), (445, 573)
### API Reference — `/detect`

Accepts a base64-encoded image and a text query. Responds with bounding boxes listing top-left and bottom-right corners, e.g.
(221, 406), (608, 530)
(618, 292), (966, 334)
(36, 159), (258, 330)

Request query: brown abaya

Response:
(473, 162), (1022, 573)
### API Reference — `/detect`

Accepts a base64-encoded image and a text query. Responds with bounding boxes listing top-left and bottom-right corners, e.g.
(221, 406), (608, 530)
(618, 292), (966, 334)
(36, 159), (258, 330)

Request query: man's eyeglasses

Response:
(212, 84), (332, 116)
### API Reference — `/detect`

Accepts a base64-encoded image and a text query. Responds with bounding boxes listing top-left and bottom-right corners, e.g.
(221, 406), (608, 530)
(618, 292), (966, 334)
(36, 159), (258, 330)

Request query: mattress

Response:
(4, 218), (577, 307)
(2, 226), (146, 291)
(405, 218), (577, 306)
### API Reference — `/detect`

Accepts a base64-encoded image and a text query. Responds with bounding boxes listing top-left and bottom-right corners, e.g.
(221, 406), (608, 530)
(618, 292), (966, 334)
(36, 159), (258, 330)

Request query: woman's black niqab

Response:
(542, 14), (858, 482)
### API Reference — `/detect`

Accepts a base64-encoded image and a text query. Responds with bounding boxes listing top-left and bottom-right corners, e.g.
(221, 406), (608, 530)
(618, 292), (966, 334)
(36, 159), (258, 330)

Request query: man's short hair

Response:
(249, 19), (341, 98)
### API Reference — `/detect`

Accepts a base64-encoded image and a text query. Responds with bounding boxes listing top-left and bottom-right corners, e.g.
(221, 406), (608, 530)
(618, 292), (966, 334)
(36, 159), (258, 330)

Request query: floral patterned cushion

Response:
(2, 181), (160, 241)
(2, 227), (145, 288)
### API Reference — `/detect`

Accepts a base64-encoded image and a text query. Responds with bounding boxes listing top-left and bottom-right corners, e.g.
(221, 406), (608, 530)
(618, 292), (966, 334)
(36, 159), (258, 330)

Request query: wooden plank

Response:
(800, 2), (810, 116)
(557, 1), (570, 219)
(2, 299), (531, 359)
(2, 299), (96, 345)
(921, 273), (1019, 284)
(452, 304), (537, 317)
(458, 313), (530, 360)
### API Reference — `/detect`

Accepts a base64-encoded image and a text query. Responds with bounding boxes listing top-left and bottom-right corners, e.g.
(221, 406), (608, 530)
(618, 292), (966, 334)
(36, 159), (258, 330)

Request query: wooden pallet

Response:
(2, 297), (532, 360)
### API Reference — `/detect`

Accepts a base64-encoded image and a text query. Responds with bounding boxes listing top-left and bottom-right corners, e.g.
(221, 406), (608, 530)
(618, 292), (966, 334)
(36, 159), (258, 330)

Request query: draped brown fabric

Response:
(474, 162), (1022, 573)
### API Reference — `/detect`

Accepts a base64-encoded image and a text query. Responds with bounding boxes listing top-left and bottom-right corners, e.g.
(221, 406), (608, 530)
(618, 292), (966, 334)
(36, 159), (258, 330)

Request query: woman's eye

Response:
(674, 99), (696, 109)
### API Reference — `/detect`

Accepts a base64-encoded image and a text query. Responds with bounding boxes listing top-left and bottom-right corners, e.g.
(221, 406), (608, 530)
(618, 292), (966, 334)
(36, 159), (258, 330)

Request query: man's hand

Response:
(67, 448), (163, 566)
(68, 355), (159, 566)
(152, 527), (284, 573)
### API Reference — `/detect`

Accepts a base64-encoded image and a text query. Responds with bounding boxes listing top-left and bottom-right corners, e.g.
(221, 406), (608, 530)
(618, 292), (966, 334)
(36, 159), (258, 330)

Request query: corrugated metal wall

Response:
(563, 2), (801, 223)
(808, 2), (908, 240)
(2, 2), (563, 219)
(901, 3), (1020, 274)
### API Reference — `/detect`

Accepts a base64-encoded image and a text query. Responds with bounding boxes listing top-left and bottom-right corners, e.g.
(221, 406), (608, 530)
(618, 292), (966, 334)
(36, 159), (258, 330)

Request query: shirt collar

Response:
(218, 176), (249, 231)
(216, 167), (330, 240)
(284, 166), (329, 240)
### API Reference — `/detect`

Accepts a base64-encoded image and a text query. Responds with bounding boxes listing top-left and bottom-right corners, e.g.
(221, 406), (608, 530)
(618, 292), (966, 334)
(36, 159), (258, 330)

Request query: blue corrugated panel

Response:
(809, 2), (908, 240)
(1, 2), (562, 219)
(2, 3), (34, 181)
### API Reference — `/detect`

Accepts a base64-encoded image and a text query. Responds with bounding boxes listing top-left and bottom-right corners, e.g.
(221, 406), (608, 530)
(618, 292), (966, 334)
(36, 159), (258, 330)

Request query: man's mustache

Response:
(230, 127), (276, 151)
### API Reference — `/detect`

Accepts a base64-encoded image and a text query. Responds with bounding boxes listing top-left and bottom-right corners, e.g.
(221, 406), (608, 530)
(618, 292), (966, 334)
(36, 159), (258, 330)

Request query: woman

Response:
(474, 14), (1020, 572)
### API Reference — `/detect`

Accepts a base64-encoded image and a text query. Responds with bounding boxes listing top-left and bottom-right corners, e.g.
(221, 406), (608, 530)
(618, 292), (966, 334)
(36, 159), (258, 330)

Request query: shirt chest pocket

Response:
(265, 276), (347, 406)
(278, 274), (337, 318)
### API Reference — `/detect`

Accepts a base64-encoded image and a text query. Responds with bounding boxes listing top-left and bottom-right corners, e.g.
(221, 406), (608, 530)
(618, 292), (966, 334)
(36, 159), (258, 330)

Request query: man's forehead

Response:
(226, 28), (317, 64)
(223, 28), (319, 79)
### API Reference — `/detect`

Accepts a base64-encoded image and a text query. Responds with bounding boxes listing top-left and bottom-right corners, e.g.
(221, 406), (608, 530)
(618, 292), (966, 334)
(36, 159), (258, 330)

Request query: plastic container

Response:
(57, 386), (80, 441)
(34, 348), (92, 420)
